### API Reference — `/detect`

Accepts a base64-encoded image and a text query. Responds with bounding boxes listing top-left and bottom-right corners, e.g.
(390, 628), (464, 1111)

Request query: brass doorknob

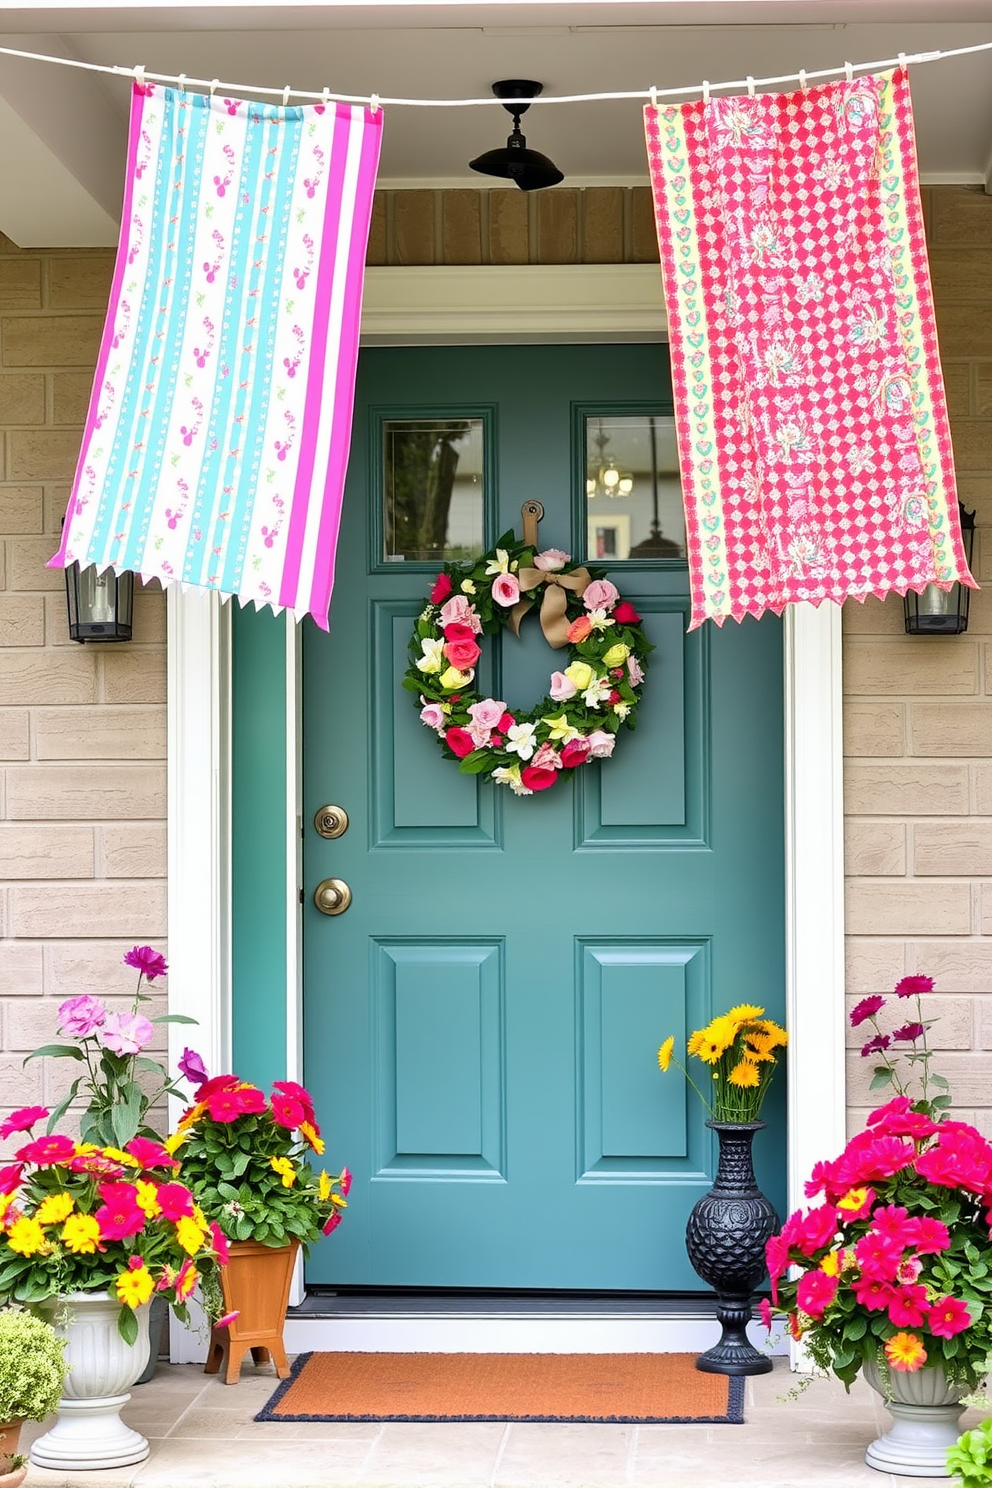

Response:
(314, 805), (349, 840)
(313, 878), (352, 916)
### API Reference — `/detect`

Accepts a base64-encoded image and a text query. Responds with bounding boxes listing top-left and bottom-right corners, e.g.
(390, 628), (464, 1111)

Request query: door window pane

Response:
(383, 418), (484, 563)
(585, 415), (685, 561)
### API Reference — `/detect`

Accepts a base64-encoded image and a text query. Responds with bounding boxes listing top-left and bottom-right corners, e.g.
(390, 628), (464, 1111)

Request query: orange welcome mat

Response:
(255, 1352), (744, 1424)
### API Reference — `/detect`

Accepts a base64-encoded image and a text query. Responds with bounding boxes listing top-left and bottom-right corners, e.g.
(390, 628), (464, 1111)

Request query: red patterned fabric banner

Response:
(645, 67), (975, 629)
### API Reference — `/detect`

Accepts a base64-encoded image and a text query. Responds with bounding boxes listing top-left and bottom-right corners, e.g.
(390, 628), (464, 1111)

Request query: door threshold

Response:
(291, 1290), (719, 1319)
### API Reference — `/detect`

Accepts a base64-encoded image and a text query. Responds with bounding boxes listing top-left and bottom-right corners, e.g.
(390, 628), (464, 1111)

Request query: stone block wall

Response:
(1, 186), (991, 1146)
(0, 239), (168, 1147)
(843, 186), (992, 1134)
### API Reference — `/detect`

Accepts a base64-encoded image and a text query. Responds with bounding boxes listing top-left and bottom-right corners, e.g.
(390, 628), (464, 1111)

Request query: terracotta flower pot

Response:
(205, 1239), (299, 1385)
(0, 1419), (22, 1470)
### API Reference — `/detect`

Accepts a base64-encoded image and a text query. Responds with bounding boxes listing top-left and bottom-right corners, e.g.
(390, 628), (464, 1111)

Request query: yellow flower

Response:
(686, 1029), (707, 1057)
(36, 1192), (75, 1226)
(726, 1004), (765, 1024)
(102, 1147), (139, 1167)
(702, 1015), (737, 1054)
(300, 1122), (325, 1155)
(542, 714), (581, 745)
(193, 1204), (209, 1229)
(0, 1193), (15, 1228)
(743, 1031), (777, 1062)
(116, 1265), (155, 1309)
(330, 1194), (348, 1208)
(602, 643), (630, 668)
(135, 1181), (161, 1218)
(697, 1039), (724, 1066)
(460, 580), (476, 594)
(318, 1171), (332, 1201)
(728, 1060), (760, 1088)
(819, 1250), (842, 1277)
(176, 1100), (208, 1133)
(175, 1216), (207, 1255)
(657, 1036), (675, 1073)
(6, 1216), (46, 1256)
(62, 1213), (101, 1254)
(754, 1018), (788, 1048)
(165, 1130), (188, 1156)
(439, 666), (472, 691)
(563, 661), (594, 692)
(270, 1156), (297, 1189)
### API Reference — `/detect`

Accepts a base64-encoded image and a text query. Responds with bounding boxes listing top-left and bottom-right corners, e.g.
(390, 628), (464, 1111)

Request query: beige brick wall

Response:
(0, 237), (167, 1148)
(2, 187), (990, 1149)
(844, 186), (992, 1136)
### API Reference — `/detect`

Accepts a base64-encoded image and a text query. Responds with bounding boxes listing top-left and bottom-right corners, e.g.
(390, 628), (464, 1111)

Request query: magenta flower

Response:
(94, 1181), (146, 1240)
(887, 1283), (930, 1328)
(928, 1296), (972, 1338)
(758, 1296), (773, 1331)
(891, 1022), (924, 1042)
(99, 1011), (154, 1056)
(215, 1311), (240, 1329)
(796, 1269), (838, 1319)
(0, 1105), (49, 1141)
(322, 1209), (343, 1236)
(123, 945), (169, 981)
(57, 994), (107, 1038)
(894, 974), (934, 999)
(178, 1047), (209, 1088)
(850, 995), (885, 1028)
(860, 1033), (891, 1058)
(17, 1134), (76, 1166)
(797, 1205), (838, 1256)
(854, 1231), (903, 1282)
(913, 1216), (951, 1255)
(125, 1136), (177, 1170)
(851, 1275), (898, 1311)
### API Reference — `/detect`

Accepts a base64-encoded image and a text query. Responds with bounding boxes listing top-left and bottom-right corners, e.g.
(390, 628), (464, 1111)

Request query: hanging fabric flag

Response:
(50, 83), (382, 629)
(645, 66), (975, 629)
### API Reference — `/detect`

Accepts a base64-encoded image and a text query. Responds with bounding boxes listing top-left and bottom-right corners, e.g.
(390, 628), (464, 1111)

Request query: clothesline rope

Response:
(0, 36), (991, 109)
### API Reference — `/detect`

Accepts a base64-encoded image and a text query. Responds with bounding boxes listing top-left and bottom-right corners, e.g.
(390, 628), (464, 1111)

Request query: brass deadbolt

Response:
(314, 805), (349, 839)
(313, 878), (352, 916)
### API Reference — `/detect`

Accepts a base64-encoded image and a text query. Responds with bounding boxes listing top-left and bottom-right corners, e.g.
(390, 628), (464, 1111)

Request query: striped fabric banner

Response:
(50, 83), (382, 629)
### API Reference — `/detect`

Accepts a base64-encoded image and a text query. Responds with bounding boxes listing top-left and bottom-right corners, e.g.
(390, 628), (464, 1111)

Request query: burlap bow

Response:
(508, 566), (592, 649)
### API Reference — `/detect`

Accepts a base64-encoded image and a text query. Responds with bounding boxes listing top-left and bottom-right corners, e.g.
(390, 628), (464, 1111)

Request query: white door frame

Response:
(166, 263), (846, 1348)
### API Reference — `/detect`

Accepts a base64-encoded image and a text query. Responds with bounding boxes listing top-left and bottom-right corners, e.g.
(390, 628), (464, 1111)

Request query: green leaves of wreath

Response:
(403, 532), (653, 797)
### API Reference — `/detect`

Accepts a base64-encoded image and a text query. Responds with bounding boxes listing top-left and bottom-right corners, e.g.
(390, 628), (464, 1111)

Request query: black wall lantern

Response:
(904, 503), (976, 635)
(65, 561), (134, 642)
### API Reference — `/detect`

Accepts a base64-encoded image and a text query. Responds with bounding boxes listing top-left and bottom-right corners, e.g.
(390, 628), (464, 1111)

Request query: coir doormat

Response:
(255, 1351), (745, 1424)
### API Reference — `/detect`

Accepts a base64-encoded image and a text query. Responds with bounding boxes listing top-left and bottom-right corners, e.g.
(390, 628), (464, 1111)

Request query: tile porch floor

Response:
(19, 1357), (977, 1488)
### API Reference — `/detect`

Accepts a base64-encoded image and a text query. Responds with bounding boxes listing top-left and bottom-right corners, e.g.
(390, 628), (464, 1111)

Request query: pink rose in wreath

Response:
(583, 579), (619, 612)
(443, 621), (477, 644)
(469, 698), (506, 731)
(430, 572), (453, 605)
(521, 765), (558, 791)
(443, 636), (482, 671)
(533, 549), (569, 572)
(561, 738), (592, 769)
(492, 572), (521, 607)
(438, 595), (482, 633)
(549, 671), (577, 701)
(445, 727), (475, 759)
(420, 702), (446, 731)
(586, 730), (616, 759)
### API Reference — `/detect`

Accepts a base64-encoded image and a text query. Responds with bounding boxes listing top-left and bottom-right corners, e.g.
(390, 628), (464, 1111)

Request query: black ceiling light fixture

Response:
(469, 80), (564, 192)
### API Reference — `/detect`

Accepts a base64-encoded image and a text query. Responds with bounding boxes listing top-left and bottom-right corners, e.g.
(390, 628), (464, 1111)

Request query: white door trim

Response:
(166, 263), (845, 1351)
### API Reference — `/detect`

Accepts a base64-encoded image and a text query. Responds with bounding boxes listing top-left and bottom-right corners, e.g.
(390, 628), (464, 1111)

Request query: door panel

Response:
(302, 343), (784, 1291)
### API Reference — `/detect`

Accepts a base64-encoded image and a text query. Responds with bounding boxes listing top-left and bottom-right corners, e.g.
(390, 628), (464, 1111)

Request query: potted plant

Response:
(168, 1053), (349, 1384)
(0, 1110), (227, 1471)
(0, 1310), (68, 1488)
(948, 1417), (992, 1486)
(760, 975), (992, 1477)
(657, 1004), (788, 1375)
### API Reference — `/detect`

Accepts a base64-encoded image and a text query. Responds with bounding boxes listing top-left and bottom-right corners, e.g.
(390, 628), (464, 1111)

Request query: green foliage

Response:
(948, 1418), (992, 1486)
(0, 1310), (68, 1424)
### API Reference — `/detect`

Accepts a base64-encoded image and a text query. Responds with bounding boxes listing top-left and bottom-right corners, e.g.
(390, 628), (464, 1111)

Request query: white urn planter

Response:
(862, 1358), (970, 1478)
(30, 1293), (152, 1471)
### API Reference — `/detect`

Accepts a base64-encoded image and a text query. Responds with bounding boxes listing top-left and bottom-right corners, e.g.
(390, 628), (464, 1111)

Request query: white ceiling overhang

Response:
(1, 0), (991, 246)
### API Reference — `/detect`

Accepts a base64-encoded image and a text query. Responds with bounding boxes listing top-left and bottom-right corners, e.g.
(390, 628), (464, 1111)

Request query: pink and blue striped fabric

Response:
(50, 83), (382, 629)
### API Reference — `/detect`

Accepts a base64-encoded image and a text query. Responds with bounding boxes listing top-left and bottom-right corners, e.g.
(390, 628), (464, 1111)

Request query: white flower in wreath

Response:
(613, 703), (631, 720)
(416, 637), (445, 674)
(484, 548), (510, 576)
(542, 713), (582, 745)
(587, 609), (616, 632)
(505, 721), (538, 760)
(493, 763), (533, 795)
(461, 579), (477, 594)
(582, 677), (614, 710)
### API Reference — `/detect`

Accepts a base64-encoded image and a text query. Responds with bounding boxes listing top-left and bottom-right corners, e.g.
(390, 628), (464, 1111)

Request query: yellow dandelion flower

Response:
(728, 1060), (761, 1089)
(62, 1213), (101, 1254)
(725, 1004), (765, 1025)
(754, 1019), (788, 1048)
(6, 1216), (46, 1256)
(687, 1029), (707, 1057)
(116, 1265), (155, 1309)
(36, 1192), (74, 1226)
(698, 1039), (724, 1066)
(657, 1036), (675, 1073)
(704, 1015), (738, 1054)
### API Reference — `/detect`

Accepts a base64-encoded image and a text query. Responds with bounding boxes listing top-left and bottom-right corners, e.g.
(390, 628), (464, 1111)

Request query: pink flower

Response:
(443, 636), (482, 671)
(627, 655), (645, 687)
(804, 1160), (839, 1200)
(854, 1231), (903, 1281)
(444, 727), (475, 759)
(95, 1182), (145, 1240)
(205, 1085), (267, 1123)
(469, 699), (506, 732)
(613, 601), (641, 625)
(16, 1135), (76, 1166)
(928, 1296), (971, 1338)
(867, 1099), (937, 1140)
(586, 730), (616, 759)
(867, 1097), (913, 1126)
(891, 1022), (924, 1042)
(796, 1269), (837, 1318)
(99, 1012), (155, 1056)
(797, 1205), (838, 1255)
(860, 1033), (891, 1057)
(57, 994), (107, 1038)
(271, 1092), (306, 1128)
(530, 742), (562, 773)
(178, 1047), (209, 1087)
(323, 1209), (343, 1235)
(549, 671), (577, 701)
(438, 595), (481, 633)
(871, 1205), (918, 1248)
(210, 1221), (230, 1265)
(894, 975), (934, 998)
(582, 579), (619, 612)
(561, 739), (592, 769)
(0, 1106), (49, 1141)
(124, 945), (168, 981)
(156, 1182), (195, 1221)
(0, 1164), (24, 1194)
(888, 1284), (930, 1328)
(125, 1136), (178, 1170)
(916, 1130), (992, 1194)
(533, 549), (569, 572)
(765, 1234), (790, 1301)
(491, 572), (521, 607)
(430, 572), (452, 605)
(852, 1276), (899, 1311)
(897, 1255), (923, 1285)
(520, 766), (558, 792)
(913, 1216), (951, 1254)
(758, 1296), (773, 1331)
(420, 702), (446, 731)
(850, 995), (885, 1028)
(340, 1166), (352, 1196)
(216, 1310), (240, 1328)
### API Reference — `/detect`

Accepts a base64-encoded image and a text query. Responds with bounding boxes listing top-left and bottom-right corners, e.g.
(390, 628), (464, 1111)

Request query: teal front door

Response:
(302, 344), (785, 1291)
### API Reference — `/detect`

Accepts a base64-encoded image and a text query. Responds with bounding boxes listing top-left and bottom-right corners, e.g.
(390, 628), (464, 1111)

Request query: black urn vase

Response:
(685, 1119), (779, 1376)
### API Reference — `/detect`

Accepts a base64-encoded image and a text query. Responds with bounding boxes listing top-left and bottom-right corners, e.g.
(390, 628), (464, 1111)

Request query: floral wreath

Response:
(403, 530), (653, 796)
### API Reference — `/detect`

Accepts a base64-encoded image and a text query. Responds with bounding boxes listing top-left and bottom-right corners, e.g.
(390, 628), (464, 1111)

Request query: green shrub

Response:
(0, 1310), (67, 1424)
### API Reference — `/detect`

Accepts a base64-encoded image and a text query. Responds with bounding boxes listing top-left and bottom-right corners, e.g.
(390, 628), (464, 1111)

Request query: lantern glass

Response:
(65, 563), (134, 643)
(904, 505), (976, 636)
